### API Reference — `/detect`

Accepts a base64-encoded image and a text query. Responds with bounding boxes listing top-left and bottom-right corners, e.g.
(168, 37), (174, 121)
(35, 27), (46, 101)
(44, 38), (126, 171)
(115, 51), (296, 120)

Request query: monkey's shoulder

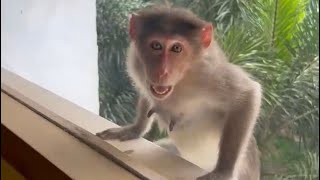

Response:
(212, 63), (260, 92)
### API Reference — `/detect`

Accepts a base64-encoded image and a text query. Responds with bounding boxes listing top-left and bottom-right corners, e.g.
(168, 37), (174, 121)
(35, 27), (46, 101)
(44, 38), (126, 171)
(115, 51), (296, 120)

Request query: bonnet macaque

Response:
(97, 6), (261, 180)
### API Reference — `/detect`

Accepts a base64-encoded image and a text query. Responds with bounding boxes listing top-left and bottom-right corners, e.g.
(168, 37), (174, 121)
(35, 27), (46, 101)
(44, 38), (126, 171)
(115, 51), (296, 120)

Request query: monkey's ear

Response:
(201, 23), (214, 48)
(129, 14), (139, 40)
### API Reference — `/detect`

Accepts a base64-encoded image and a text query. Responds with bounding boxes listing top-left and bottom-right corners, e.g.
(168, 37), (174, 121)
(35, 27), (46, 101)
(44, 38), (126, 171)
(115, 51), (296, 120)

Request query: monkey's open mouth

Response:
(150, 85), (172, 98)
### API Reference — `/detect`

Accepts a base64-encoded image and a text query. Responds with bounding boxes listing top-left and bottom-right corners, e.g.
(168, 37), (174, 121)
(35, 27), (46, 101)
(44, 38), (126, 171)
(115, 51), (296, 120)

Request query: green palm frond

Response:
(161, 0), (248, 32)
(274, 152), (319, 180)
(293, 152), (319, 180)
(243, 0), (308, 60)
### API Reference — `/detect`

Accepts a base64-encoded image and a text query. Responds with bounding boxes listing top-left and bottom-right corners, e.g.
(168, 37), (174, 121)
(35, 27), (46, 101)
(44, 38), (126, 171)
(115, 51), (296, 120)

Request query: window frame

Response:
(1, 68), (206, 179)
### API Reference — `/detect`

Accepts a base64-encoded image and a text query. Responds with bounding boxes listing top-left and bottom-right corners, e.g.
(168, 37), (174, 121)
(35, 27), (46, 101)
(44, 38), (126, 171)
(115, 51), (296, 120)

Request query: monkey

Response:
(97, 6), (262, 180)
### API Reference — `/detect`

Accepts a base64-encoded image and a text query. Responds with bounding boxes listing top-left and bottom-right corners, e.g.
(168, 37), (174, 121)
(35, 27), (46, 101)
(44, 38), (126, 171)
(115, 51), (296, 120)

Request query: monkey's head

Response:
(129, 6), (213, 100)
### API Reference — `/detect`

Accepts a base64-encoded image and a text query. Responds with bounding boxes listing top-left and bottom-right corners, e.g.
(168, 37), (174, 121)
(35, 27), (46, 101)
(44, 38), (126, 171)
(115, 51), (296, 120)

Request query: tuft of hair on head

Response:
(135, 5), (206, 26)
(131, 5), (213, 52)
(134, 5), (208, 38)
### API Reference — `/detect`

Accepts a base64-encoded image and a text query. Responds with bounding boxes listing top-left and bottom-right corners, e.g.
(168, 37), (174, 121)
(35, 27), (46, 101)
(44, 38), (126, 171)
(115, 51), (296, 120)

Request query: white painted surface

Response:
(1, 0), (99, 114)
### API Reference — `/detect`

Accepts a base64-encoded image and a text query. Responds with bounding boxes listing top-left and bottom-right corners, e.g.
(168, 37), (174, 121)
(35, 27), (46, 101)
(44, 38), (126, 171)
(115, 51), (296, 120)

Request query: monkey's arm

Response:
(96, 96), (153, 141)
(198, 85), (261, 180)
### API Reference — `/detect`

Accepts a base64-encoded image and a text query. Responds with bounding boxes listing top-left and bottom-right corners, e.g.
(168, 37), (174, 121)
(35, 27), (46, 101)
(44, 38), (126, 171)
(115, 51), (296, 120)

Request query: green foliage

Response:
(293, 152), (319, 180)
(271, 152), (319, 180)
(96, 0), (319, 178)
(96, 0), (166, 139)
(97, 0), (148, 125)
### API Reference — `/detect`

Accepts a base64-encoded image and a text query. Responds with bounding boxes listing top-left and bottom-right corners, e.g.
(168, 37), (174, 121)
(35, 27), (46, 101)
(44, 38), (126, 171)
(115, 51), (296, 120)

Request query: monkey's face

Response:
(137, 34), (199, 100)
(129, 11), (213, 100)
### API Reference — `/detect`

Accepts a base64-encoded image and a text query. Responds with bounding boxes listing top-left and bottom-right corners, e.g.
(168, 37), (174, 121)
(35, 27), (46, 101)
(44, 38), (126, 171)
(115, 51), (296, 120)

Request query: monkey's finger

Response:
(96, 132), (109, 139)
(119, 132), (139, 141)
(96, 131), (107, 137)
(196, 176), (210, 180)
(105, 132), (122, 140)
(97, 127), (122, 136)
(98, 133), (118, 140)
(96, 129), (110, 136)
(96, 130), (120, 140)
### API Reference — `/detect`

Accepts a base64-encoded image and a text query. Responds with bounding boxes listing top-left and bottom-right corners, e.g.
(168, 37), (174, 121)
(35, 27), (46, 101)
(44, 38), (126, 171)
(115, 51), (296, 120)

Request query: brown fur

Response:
(97, 6), (261, 180)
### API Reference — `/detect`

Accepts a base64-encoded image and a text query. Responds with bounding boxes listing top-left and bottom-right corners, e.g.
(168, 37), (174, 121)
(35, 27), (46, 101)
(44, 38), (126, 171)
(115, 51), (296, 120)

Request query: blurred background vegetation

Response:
(96, 0), (319, 179)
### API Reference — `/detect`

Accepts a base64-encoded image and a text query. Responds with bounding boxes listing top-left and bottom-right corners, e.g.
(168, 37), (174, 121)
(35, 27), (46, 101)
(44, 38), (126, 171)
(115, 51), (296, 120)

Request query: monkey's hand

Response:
(96, 125), (142, 141)
(196, 171), (234, 180)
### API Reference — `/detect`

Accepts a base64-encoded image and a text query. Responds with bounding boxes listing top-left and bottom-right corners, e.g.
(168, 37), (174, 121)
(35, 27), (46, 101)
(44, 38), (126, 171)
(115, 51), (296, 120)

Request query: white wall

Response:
(1, 0), (99, 114)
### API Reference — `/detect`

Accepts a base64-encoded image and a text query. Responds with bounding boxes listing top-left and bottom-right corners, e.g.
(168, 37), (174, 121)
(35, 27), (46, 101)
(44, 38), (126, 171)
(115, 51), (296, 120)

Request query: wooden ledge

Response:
(1, 68), (206, 180)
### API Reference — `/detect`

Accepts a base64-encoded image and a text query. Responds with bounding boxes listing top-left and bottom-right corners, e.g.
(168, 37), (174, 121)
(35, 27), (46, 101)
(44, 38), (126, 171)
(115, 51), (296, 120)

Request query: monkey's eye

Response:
(171, 44), (182, 53)
(150, 41), (162, 50)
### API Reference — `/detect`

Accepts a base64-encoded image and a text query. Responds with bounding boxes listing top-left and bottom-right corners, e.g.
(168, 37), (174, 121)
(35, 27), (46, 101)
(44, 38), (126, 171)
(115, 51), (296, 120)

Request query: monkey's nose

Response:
(159, 71), (168, 81)
(152, 68), (169, 84)
(157, 67), (168, 80)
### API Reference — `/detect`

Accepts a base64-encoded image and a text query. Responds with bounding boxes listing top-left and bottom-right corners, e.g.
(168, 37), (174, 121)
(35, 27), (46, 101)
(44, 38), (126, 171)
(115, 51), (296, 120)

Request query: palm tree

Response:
(96, 0), (319, 179)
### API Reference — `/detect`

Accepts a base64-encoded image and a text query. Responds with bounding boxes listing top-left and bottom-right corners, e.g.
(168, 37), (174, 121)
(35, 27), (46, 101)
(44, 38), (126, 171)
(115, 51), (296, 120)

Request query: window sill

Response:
(1, 68), (206, 179)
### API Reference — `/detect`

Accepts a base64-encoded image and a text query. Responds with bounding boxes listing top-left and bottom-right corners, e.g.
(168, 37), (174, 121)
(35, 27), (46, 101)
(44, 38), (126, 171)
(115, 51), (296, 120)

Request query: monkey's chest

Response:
(155, 101), (224, 171)
(155, 98), (224, 132)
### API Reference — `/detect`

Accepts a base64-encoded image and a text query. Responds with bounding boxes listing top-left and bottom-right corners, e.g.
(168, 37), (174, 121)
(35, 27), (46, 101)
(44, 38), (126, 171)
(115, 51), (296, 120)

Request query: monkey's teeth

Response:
(151, 85), (171, 96)
(154, 88), (168, 94)
(157, 89), (168, 94)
